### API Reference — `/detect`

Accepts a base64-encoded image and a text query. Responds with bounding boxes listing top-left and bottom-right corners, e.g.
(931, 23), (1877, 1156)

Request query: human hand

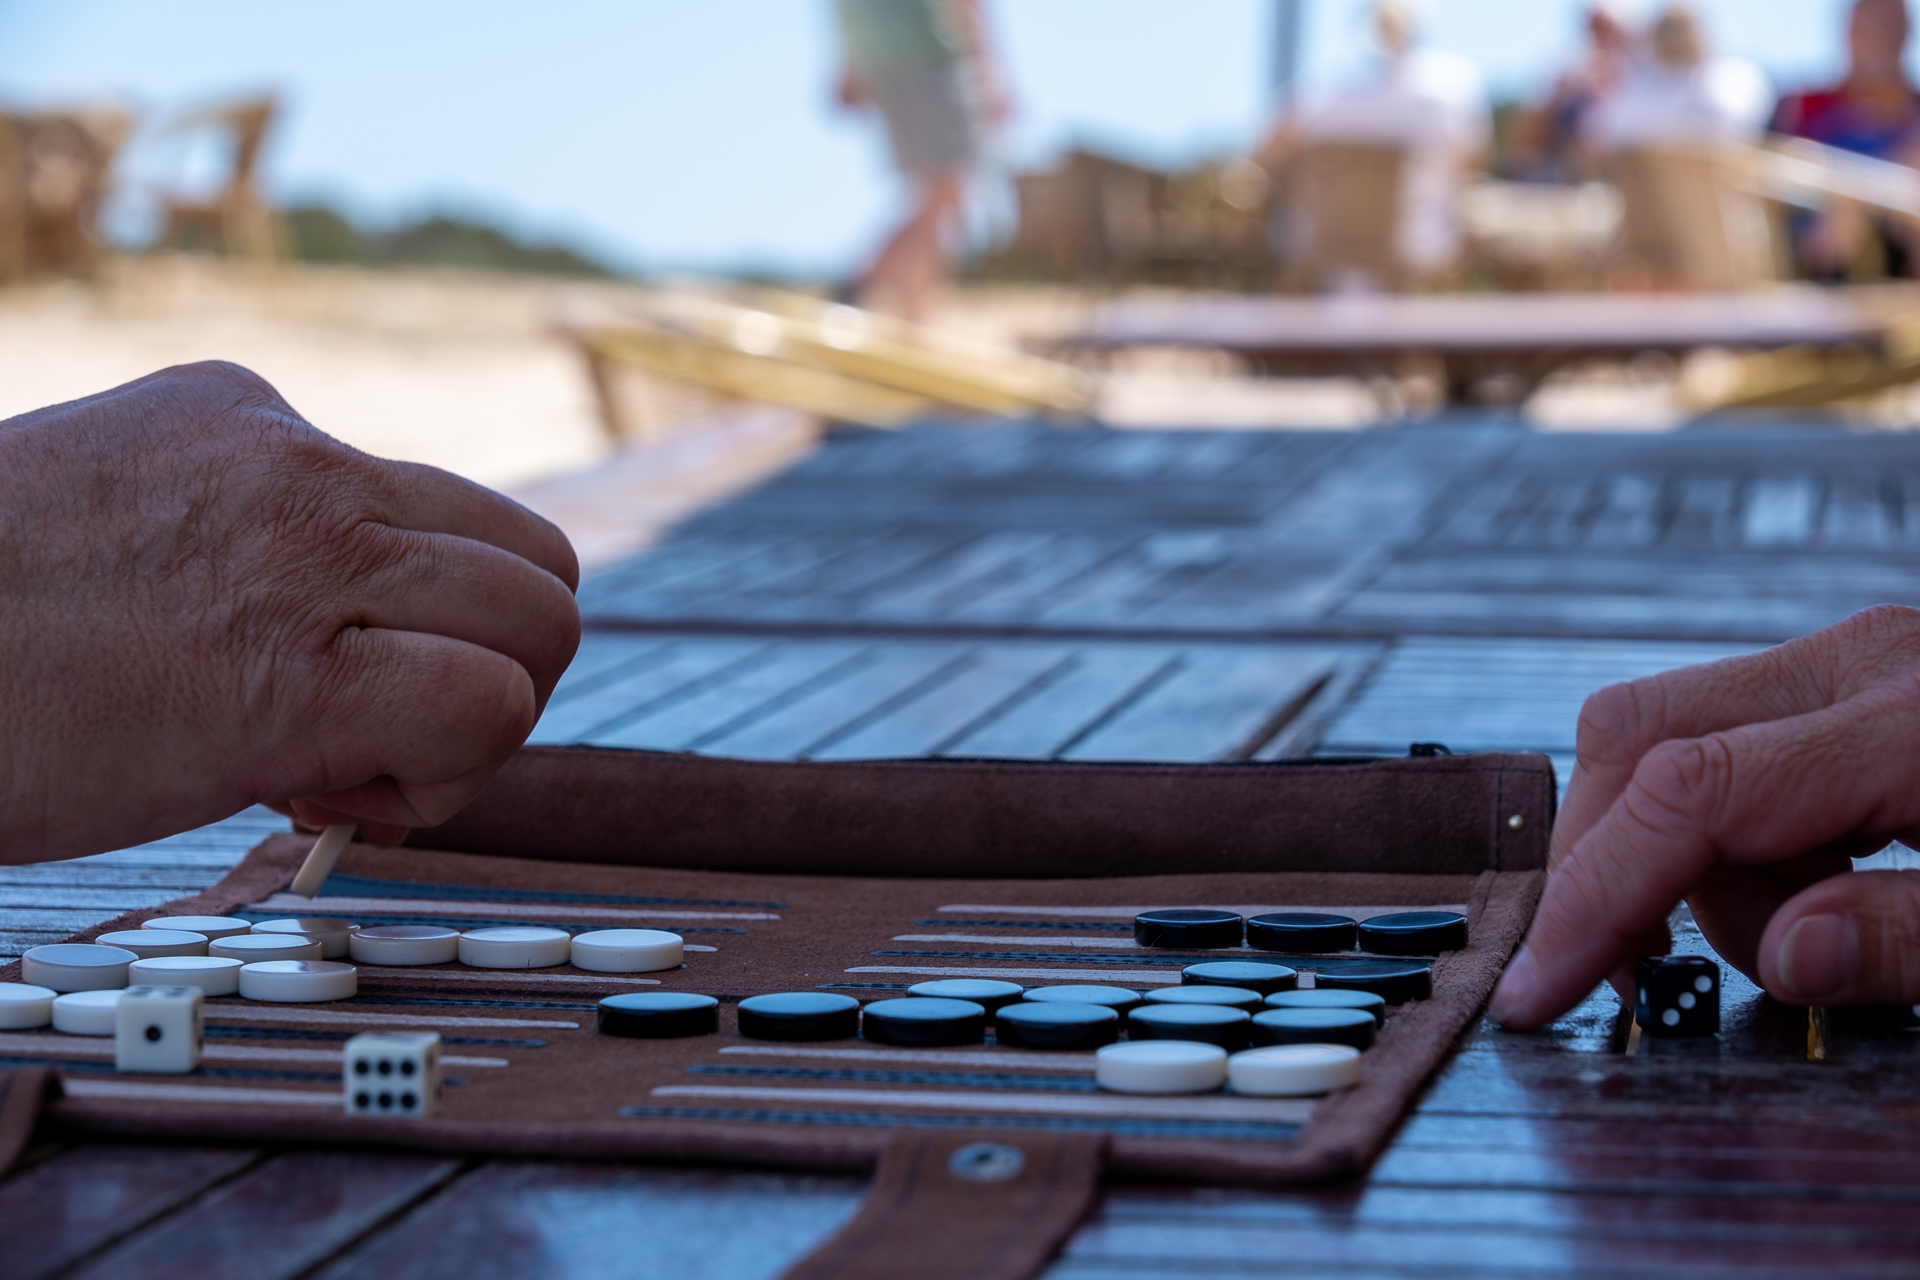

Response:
(1490, 605), (1920, 1028)
(0, 362), (580, 863)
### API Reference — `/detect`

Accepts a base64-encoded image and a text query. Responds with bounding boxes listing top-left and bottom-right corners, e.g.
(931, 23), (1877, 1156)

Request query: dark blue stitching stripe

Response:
(0, 1056), (339, 1083)
(917, 920), (1132, 931)
(312, 872), (785, 909)
(200, 1026), (545, 1047)
(685, 1064), (1098, 1091)
(234, 910), (749, 935)
(869, 950), (1427, 969)
(350, 995), (596, 1011)
(618, 1105), (1299, 1143)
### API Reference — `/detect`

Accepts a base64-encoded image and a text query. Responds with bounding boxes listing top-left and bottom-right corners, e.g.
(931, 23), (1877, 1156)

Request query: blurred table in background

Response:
(8, 419), (1920, 1278)
(1072, 289), (1897, 404)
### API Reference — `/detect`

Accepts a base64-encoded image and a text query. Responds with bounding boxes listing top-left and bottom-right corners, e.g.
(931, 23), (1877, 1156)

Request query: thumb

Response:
(1757, 869), (1920, 1005)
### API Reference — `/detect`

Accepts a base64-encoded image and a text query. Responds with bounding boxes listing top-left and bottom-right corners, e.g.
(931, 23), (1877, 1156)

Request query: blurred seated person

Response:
(1263, 0), (1490, 288)
(1515, 4), (1636, 182)
(1582, 4), (1773, 154)
(1770, 0), (1920, 279)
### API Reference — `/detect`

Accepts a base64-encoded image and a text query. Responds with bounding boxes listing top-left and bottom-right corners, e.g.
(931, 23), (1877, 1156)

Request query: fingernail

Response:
(1778, 913), (1861, 1002)
(1489, 947), (1536, 1026)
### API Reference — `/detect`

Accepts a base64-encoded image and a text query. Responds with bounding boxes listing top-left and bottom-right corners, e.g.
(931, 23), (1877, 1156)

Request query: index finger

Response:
(366, 458), (580, 592)
(1495, 680), (1920, 1029)
(1555, 607), (1920, 871)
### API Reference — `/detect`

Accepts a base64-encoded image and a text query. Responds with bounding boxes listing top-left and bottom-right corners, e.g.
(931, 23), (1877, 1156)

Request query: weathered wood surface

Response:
(577, 424), (1920, 642)
(6, 420), (1920, 1278)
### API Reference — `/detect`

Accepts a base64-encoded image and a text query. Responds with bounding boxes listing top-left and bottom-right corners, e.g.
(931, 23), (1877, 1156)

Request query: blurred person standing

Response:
(1582, 5), (1773, 153)
(1770, 0), (1920, 279)
(1274, 0), (1491, 285)
(835, 0), (1007, 323)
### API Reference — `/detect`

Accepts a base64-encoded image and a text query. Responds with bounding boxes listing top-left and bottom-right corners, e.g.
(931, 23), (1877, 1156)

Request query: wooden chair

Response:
(158, 96), (283, 264)
(0, 113), (25, 283)
(1274, 143), (1407, 292)
(1603, 147), (1782, 291)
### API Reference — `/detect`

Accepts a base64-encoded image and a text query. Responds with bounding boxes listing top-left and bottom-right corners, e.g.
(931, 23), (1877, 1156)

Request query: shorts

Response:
(863, 62), (980, 176)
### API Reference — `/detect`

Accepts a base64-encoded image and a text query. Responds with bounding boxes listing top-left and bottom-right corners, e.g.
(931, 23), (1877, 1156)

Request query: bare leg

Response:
(856, 167), (964, 324)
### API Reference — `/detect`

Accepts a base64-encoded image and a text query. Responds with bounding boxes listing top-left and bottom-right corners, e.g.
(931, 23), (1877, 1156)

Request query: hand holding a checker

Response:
(1493, 604), (1920, 1028)
(0, 362), (581, 865)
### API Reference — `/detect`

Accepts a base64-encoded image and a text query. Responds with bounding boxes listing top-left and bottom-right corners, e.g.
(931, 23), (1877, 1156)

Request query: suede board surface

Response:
(5, 748), (1548, 1187)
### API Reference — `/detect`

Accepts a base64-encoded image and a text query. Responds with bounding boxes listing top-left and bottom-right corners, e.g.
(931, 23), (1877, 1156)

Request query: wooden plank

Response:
(62, 1152), (463, 1280)
(1743, 476), (1820, 549)
(1319, 637), (1753, 756)
(696, 644), (970, 759)
(940, 646), (1181, 759)
(812, 645), (1073, 760)
(528, 640), (767, 744)
(542, 635), (674, 706)
(593, 641), (870, 752)
(0, 1144), (262, 1280)
(1063, 647), (1339, 762)
(309, 1160), (864, 1280)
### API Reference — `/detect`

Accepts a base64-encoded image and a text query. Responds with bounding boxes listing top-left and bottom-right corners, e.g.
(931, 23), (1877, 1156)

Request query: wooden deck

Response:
(7, 418), (1920, 1279)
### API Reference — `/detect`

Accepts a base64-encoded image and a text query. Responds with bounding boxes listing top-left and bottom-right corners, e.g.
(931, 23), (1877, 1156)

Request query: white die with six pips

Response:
(344, 1030), (442, 1117)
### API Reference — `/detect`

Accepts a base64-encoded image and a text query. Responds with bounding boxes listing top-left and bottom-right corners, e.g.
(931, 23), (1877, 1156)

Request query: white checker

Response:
(144, 915), (254, 941)
(96, 929), (208, 959)
(1094, 1041), (1228, 1095)
(344, 1031), (442, 1117)
(0, 983), (56, 1029)
(22, 944), (137, 993)
(238, 960), (358, 1003)
(349, 925), (460, 966)
(52, 989), (124, 1035)
(569, 929), (683, 974)
(252, 917), (358, 959)
(210, 934), (323, 963)
(115, 985), (204, 1073)
(128, 955), (245, 997)
(458, 927), (571, 970)
(1227, 1044), (1362, 1097)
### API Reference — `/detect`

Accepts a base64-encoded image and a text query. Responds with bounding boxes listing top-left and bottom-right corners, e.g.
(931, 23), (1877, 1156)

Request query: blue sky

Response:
(0, 1), (1877, 277)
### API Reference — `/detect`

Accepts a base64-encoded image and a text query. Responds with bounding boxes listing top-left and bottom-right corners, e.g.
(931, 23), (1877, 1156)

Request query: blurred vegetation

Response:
(284, 204), (619, 277)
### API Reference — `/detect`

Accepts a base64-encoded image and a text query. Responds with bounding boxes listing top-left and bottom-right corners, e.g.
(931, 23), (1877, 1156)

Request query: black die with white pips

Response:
(1635, 955), (1720, 1037)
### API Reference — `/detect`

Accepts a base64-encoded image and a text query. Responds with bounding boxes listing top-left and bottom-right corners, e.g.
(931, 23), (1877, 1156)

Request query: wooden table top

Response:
(6, 420), (1920, 1279)
(1073, 290), (1891, 359)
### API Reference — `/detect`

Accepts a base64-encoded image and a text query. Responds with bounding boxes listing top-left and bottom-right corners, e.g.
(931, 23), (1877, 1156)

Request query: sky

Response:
(0, 0), (1884, 278)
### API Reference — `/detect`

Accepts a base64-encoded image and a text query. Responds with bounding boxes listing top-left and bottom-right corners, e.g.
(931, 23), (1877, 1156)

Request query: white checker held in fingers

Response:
(210, 934), (323, 963)
(144, 916), (253, 941)
(252, 918), (358, 959)
(96, 929), (208, 959)
(1094, 1041), (1228, 1095)
(458, 927), (572, 969)
(239, 960), (358, 1003)
(115, 985), (204, 1073)
(345, 1031), (441, 1118)
(22, 944), (137, 992)
(569, 929), (683, 973)
(0, 983), (56, 1029)
(349, 925), (460, 966)
(52, 990), (123, 1035)
(129, 956), (244, 997)
(1227, 1044), (1362, 1097)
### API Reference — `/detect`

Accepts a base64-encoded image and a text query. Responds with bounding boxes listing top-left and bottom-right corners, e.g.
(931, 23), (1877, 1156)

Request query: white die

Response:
(114, 985), (203, 1074)
(344, 1031), (441, 1117)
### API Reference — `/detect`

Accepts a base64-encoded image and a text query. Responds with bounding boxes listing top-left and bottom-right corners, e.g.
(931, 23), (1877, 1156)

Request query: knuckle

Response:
(1575, 679), (1652, 761)
(1629, 735), (1733, 831)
